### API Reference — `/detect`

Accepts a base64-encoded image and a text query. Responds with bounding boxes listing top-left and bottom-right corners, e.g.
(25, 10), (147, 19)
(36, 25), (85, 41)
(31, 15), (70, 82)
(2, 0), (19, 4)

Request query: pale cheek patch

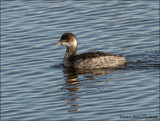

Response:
(73, 38), (77, 47)
(62, 42), (69, 46)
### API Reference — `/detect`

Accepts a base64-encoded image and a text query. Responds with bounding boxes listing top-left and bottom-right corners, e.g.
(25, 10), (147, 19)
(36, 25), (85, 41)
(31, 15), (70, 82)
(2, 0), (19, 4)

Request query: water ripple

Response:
(1, 0), (159, 121)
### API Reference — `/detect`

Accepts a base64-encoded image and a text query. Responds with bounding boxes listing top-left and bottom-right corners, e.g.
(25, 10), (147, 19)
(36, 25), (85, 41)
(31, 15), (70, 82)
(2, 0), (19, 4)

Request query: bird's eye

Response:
(63, 40), (67, 42)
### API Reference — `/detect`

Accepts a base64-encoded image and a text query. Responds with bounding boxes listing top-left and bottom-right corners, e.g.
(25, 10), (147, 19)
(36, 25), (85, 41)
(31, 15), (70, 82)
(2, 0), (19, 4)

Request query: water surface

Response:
(1, 0), (159, 121)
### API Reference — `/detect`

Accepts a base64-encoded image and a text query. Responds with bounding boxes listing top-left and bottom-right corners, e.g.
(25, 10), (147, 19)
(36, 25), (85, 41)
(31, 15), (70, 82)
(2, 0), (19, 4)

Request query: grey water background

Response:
(1, 0), (159, 121)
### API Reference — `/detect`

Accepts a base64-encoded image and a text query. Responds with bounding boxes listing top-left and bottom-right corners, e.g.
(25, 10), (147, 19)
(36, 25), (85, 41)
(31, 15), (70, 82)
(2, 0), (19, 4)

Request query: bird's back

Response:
(68, 52), (127, 69)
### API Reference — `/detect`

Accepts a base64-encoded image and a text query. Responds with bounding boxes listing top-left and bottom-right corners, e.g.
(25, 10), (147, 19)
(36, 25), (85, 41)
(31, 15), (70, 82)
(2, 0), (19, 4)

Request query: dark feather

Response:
(69, 51), (119, 62)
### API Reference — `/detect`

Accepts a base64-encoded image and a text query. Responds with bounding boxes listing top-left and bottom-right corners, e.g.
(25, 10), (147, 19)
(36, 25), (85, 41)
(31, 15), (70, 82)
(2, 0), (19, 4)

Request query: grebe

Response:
(54, 33), (127, 69)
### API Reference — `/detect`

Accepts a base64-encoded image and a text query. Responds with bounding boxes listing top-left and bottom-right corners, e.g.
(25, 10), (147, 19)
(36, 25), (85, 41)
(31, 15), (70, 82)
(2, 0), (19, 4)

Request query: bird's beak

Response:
(53, 41), (61, 45)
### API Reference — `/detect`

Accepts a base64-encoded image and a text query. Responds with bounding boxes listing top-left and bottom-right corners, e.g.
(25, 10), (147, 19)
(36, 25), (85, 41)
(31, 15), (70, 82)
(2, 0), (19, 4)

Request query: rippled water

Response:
(1, 0), (159, 121)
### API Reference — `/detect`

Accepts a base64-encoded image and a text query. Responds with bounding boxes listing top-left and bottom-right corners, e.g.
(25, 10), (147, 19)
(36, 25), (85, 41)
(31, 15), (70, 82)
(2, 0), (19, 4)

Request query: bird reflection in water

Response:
(61, 67), (120, 113)
(61, 67), (80, 112)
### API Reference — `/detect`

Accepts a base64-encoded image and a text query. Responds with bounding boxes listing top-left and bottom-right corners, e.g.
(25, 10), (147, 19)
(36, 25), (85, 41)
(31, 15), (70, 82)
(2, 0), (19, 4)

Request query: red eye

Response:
(63, 40), (67, 42)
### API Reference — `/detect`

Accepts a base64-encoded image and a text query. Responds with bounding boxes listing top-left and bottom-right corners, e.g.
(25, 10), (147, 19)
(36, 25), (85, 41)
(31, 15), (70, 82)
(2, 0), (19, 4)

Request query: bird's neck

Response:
(66, 46), (77, 57)
(64, 46), (77, 67)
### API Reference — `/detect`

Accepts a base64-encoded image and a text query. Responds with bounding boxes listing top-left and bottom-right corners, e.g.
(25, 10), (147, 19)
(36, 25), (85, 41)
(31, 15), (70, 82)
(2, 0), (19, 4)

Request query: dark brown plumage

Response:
(54, 33), (127, 69)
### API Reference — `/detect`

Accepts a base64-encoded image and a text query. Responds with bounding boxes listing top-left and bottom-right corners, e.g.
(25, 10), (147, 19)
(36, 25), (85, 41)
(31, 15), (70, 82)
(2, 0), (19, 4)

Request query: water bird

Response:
(54, 33), (127, 69)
